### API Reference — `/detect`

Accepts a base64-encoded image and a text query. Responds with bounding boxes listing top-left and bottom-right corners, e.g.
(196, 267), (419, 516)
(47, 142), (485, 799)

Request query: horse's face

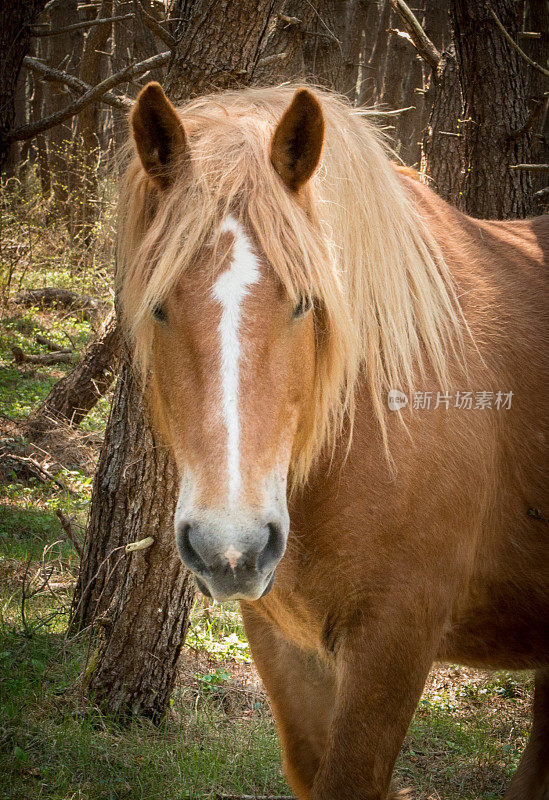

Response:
(131, 84), (324, 601)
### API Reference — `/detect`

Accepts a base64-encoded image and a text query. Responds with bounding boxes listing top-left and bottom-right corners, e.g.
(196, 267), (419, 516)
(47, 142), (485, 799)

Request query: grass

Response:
(0, 176), (535, 799)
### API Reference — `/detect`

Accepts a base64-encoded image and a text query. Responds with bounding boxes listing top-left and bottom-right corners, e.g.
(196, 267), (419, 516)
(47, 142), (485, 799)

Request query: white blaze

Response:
(212, 216), (260, 506)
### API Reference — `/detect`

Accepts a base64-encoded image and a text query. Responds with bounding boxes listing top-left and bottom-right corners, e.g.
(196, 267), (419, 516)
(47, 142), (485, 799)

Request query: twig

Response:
(55, 509), (84, 559)
(509, 163), (549, 172)
(388, 0), (440, 71)
(24, 56), (132, 111)
(30, 13), (134, 36)
(256, 52), (288, 69)
(490, 9), (549, 78)
(6, 51), (170, 142)
(20, 556), (33, 636)
(277, 13), (301, 25)
(135, 0), (175, 48)
(12, 345), (73, 365)
(508, 98), (547, 141)
(367, 106), (415, 117)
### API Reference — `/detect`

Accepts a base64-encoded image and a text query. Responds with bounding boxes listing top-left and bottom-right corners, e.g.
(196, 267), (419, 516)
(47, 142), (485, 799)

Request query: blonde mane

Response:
(118, 85), (464, 486)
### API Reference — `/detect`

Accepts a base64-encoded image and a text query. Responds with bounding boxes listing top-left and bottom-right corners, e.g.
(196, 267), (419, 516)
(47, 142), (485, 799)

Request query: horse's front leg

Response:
(310, 599), (447, 800)
(240, 603), (336, 800)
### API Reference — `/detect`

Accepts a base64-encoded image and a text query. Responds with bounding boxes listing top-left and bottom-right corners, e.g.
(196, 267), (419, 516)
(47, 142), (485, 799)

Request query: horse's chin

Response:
(193, 570), (276, 602)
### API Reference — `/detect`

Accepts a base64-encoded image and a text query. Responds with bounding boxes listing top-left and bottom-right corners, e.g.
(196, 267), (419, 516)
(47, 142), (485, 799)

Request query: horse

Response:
(118, 82), (549, 800)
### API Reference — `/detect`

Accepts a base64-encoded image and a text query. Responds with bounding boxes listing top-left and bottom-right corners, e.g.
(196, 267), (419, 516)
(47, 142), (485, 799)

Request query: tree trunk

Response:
(302, 0), (347, 91)
(0, 0), (46, 169)
(450, 0), (535, 218)
(75, 0), (286, 720)
(45, 0), (84, 208)
(76, 363), (195, 721)
(164, 0), (283, 99)
(73, 0), (113, 235)
(421, 46), (464, 202)
(27, 309), (121, 437)
(111, 0), (164, 154)
(252, 0), (318, 85)
(522, 0), (549, 198)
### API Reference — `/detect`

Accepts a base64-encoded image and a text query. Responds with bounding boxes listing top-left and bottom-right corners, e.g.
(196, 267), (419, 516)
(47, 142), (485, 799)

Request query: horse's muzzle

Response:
(175, 516), (286, 601)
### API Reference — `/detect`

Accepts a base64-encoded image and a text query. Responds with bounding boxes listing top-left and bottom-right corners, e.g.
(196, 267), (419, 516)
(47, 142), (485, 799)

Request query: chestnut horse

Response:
(119, 83), (548, 799)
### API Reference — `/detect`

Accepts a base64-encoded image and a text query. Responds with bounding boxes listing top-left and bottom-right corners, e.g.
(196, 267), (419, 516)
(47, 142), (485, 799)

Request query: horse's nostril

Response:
(177, 522), (209, 576)
(258, 521), (286, 571)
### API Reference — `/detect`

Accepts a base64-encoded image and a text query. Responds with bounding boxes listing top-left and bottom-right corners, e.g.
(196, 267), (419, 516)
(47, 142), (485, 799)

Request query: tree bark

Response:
(111, 0), (164, 154)
(421, 46), (464, 202)
(75, 0), (287, 720)
(522, 0), (549, 197)
(76, 363), (195, 721)
(252, 0), (318, 85)
(0, 0), (47, 169)
(26, 309), (121, 437)
(164, 0), (283, 99)
(73, 0), (113, 234)
(45, 0), (84, 208)
(450, 0), (535, 218)
(302, 0), (347, 91)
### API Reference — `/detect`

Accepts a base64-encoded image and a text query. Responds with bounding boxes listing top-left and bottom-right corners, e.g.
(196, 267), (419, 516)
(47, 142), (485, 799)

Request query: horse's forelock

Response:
(117, 85), (465, 485)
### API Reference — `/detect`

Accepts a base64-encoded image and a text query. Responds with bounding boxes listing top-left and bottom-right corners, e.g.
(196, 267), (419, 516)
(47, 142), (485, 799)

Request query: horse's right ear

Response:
(130, 82), (187, 190)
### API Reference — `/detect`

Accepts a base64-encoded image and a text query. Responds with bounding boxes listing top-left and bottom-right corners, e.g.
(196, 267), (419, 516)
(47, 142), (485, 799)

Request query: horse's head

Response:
(128, 84), (325, 601)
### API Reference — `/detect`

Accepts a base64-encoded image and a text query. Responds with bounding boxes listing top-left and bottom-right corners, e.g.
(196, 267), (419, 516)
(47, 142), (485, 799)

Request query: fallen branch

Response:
(13, 287), (107, 320)
(35, 334), (72, 353)
(24, 56), (132, 111)
(490, 9), (549, 78)
(509, 163), (549, 172)
(55, 509), (84, 558)
(12, 346), (74, 365)
(0, 453), (74, 494)
(27, 309), (120, 435)
(30, 13), (134, 36)
(388, 0), (440, 71)
(6, 51), (170, 142)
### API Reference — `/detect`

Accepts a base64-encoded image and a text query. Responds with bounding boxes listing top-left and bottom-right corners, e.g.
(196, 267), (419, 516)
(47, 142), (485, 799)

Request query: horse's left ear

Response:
(270, 89), (324, 192)
(131, 82), (188, 190)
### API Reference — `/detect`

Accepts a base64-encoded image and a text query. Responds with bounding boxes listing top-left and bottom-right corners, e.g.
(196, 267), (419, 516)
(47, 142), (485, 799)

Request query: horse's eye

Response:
(292, 295), (313, 319)
(152, 304), (167, 324)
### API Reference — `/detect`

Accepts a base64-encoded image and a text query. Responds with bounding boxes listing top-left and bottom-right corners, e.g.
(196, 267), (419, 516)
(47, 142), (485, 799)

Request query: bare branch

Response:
(508, 98), (547, 142)
(509, 164), (549, 172)
(490, 9), (549, 78)
(388, 0), (440, 71)
(24, 56), (132, 111)
(30, 13), (133, 36)
(6, 51), (170, 142)
(135, 0), (175, 49)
